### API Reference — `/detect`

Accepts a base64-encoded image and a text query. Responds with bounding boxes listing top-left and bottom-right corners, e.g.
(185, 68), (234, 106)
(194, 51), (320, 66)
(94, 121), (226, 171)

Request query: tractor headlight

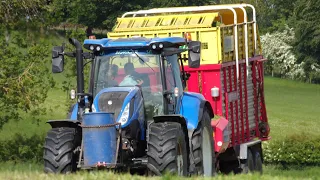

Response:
(152, 44), (157, 49)
(91, 104), (96, 112)
(118, 103), (130, 125)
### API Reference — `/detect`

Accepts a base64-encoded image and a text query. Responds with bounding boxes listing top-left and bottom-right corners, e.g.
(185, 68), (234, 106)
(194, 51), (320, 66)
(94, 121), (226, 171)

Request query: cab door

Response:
(163, 54), (184, 114)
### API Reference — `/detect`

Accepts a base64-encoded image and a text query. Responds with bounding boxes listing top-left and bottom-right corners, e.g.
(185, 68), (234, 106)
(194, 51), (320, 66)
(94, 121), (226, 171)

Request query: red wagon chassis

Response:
(184, 56), (270, 153)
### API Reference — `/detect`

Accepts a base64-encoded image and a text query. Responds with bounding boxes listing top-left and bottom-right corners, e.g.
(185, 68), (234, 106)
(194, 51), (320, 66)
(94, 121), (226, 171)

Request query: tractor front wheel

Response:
(43, 127), (80, 173)
(147, 122), (188, 176)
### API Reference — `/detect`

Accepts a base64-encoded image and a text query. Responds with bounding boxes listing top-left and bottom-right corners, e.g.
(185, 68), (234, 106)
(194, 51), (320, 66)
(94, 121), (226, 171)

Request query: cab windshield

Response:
(93, 50), (164, 116)
(93, 51), (162, 93)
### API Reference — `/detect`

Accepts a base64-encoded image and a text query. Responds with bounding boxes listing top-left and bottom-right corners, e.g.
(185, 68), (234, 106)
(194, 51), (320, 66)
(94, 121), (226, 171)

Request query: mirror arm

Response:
(83, 52), (93, 59)
(83, 59), (93, 67)
(179, 57), (187, 89)
(64, 51), (75, 57)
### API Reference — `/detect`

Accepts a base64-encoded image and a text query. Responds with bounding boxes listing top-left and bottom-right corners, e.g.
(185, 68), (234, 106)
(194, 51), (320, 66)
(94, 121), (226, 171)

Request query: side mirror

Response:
(187, 41), (201, 68)
(52, 46), (64, 73)
(181, 72), (191, 81)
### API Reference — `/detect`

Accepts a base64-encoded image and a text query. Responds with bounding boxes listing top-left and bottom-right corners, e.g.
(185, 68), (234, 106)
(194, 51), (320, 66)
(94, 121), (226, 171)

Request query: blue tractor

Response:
(44, 36), (216, 176)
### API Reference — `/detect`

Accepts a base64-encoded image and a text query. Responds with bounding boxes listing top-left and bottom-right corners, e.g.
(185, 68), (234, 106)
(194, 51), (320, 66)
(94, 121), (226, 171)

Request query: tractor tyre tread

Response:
(43, 127), (79, 174)
(147, 122), (188, 176)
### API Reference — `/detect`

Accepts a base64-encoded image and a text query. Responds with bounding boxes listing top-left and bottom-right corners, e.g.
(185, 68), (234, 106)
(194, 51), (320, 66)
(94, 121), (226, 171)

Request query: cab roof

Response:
(83, 37), (186, 50)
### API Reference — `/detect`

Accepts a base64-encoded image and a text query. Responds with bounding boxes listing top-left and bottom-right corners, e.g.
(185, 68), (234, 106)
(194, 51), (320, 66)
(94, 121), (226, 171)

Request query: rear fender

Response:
(47, 120), (80, 128)
(199, 101), (214, 120)
(180, 92), (214, 130)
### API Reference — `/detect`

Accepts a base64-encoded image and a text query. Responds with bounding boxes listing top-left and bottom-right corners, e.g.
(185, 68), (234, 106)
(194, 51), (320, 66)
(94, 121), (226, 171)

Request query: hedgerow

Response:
(263, 134), (320, 166)
(0, 133), (44, 163)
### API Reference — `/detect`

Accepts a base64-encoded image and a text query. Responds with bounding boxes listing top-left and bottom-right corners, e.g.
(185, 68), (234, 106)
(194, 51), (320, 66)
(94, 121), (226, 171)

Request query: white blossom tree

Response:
(261, 25), (306, 80)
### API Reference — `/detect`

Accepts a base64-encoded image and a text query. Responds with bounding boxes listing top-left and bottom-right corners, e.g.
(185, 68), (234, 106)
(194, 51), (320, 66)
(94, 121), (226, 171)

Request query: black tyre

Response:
(219, 160), (242, 174)
(241, 148), (255, 173)
(191, 109), (216, 176)
(147, 122), (188, 176)
(253, 149), (263, 174)
(43, 127), (80, 173)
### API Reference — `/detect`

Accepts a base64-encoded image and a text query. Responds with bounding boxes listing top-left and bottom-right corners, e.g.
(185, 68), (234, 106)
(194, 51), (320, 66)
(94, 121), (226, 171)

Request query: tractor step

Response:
(132, 157), (148, 165)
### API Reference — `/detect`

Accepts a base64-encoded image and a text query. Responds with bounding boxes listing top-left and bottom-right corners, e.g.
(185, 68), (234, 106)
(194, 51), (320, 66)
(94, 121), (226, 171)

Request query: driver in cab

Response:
(119, 62), (144, 86)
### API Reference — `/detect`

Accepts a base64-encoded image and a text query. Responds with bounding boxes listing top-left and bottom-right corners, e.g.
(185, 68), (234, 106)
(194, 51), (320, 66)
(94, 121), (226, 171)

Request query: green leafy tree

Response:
(46, 0), (148, 30)
(0, 0), (56, 129)
(217, 0), (297, 33)
(0, 0), (49, 43)
(46, 0), (212, 31)
(0, 34), (55, 129)
(293, 0), (320, 83)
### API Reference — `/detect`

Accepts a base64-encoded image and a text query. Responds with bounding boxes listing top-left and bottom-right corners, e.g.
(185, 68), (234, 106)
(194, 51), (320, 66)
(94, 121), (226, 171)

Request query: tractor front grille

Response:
(98, 91), (129, 120)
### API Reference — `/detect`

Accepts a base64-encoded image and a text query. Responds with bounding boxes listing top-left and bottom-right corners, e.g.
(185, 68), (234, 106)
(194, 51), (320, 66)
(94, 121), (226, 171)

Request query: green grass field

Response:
(0, 76), (319, 179)
(0, 162), (319, 180)
(264, 77), (320, 140)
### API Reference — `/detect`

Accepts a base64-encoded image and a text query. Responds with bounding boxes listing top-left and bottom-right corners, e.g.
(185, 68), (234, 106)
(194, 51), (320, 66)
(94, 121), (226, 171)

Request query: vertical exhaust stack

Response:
(69, 38), (85, 96)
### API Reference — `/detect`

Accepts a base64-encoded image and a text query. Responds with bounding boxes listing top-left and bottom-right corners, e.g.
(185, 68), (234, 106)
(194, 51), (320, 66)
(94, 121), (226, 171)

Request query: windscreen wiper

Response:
(130, 49), (155, 73)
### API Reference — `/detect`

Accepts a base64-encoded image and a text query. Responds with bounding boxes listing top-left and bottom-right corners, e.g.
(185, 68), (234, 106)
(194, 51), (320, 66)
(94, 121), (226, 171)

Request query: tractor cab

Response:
(51, 36), (200, 121)
(83, 37), (201, 121)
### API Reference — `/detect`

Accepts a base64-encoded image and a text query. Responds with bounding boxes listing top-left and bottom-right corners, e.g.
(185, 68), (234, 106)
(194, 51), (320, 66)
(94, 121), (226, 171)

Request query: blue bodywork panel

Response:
(70, 103), (78, 120)
(92, 86), (145, 140)
(82, 112), (117, 167)
(180, 92), (207, 130)
(84, 37), (186, 49)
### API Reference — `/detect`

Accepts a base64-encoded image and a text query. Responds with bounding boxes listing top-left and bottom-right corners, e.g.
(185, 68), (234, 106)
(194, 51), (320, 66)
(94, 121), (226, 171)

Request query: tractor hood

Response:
(92, 86), (143, 127)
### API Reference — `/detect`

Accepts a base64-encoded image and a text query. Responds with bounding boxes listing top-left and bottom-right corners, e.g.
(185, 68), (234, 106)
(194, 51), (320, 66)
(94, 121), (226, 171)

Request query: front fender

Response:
(47, 120), (80, 128)
(68, 103), (78, 120)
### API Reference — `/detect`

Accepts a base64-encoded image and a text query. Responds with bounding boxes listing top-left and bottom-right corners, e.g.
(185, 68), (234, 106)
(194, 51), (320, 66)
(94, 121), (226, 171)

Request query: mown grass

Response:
(0, 162), (319, 180)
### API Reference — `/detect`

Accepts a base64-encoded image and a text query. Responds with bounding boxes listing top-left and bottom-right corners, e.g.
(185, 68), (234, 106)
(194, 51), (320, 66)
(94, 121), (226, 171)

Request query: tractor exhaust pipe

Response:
(69, 38), (84, 95)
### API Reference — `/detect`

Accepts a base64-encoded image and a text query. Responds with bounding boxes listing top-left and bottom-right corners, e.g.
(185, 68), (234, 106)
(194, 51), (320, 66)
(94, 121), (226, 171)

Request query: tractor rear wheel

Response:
(191, 109), (216, 176)
(147, 122), (188, 176)
(43, 127), (80, 173)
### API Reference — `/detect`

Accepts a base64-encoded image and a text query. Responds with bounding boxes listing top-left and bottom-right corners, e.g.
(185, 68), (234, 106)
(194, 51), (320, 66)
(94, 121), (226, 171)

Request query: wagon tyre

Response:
(241, 148), (255, 174)
(253, 149), (263, 174)
(147, 122), (188, 176)
(43, 127), (80, 173)
(191, 109), (216, 176)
